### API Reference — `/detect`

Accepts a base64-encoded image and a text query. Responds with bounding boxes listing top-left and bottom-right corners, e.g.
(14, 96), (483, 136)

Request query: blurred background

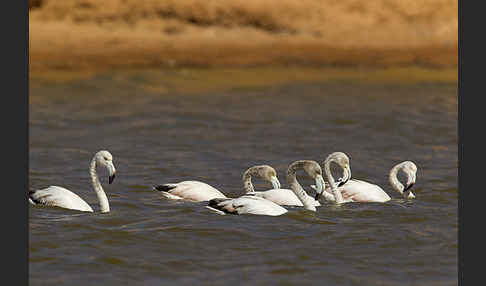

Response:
(29, 1), (458, 286)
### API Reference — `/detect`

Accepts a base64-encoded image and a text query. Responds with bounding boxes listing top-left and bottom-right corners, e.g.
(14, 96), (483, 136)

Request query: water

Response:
(29, 70), (457, 285)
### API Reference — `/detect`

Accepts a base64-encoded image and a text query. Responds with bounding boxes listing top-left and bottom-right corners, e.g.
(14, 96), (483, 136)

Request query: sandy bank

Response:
(29, 0), (457, 73)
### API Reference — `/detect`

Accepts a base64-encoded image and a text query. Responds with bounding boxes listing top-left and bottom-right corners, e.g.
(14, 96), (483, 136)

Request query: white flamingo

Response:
(244, 165), (321, 207)
(153, 180), (227, 202)
(29, 150), (116, 213)
(206, 160), (324, 216)
(314, 152), (417, 203)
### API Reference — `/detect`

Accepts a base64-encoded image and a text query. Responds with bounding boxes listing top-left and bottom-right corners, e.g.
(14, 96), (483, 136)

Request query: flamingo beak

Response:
(403, 172), (416, 196)
(341, 165), (351, 185)
(107, 162), (116, 184)
(404, 182), (414, 192)
(403, 182), (415, 199)
(109, 173), (116, 184)
(403, 173), (416, 198)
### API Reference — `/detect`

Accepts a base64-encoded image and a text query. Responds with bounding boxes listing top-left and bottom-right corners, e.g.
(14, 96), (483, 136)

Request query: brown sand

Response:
(29, 0), (457, 74)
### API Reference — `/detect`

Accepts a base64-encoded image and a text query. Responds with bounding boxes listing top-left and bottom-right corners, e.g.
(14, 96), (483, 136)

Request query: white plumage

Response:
(314, 179), (391, 203)
(154, 180), (227, 202)
(207, 195), (288, 216)
(29, 186), (94, 212)
(250, 188), (321, 207)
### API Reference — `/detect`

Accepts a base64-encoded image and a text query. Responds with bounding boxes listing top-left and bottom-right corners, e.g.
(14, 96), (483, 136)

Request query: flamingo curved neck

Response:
(287, 164), (316, 211)
(389, 164), (405, 195)
(243, 171), (255, 193)
(90, 158), (110, 213)
(324, 159), (344, 204)
(243, 167), (263, 193)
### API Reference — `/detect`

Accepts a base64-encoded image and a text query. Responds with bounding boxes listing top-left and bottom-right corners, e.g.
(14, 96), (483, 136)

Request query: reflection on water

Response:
(29, 70), (457, 285)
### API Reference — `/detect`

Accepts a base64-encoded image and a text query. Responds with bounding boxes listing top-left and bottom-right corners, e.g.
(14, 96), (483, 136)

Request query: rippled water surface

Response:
(29, 70), (458, 285)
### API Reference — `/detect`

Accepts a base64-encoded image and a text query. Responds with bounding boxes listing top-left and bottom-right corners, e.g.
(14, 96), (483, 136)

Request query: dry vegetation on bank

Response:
(29, 0), (457, 72)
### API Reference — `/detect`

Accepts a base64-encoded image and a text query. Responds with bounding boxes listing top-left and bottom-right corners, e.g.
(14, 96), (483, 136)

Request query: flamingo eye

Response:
(103, 156), (109, 161)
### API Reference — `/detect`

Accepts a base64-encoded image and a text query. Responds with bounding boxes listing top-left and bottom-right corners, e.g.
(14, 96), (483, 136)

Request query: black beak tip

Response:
(404, 182), (414, 192)
(337, 177), (348, 187)
(109, 174), (116, 184)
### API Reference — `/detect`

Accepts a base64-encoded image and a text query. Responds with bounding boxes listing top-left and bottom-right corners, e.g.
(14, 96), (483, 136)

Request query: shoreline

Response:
(30, 66), (458, 98)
